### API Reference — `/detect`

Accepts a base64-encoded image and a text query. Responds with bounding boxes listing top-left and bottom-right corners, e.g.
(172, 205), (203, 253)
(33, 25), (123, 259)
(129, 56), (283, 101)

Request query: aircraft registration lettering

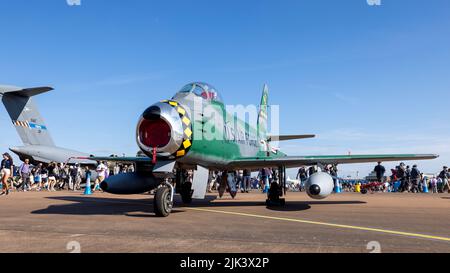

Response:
(223, 124), (258, 147)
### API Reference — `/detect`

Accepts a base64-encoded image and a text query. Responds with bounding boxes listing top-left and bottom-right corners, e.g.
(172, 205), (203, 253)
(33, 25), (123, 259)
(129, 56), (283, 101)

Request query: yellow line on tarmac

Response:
(186, 207), (450, 243)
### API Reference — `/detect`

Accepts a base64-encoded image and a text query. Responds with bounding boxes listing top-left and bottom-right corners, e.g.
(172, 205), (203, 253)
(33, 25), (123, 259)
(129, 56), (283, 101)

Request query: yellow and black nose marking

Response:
(161, 100), (193, 158)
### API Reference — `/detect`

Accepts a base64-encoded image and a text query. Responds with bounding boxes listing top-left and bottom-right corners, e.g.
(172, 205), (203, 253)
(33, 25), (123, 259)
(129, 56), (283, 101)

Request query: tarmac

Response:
(0, 190), (449, 253)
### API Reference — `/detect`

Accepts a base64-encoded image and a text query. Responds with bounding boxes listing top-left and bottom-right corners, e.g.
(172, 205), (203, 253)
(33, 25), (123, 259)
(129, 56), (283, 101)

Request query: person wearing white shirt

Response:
(94, 161), (107, 192)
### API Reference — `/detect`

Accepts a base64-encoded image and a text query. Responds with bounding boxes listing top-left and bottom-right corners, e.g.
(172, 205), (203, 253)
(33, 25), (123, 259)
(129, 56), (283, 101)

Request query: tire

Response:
(361, 188), (368, 195)
(154, 187), (173, 217)
(181, 182), (193, 204)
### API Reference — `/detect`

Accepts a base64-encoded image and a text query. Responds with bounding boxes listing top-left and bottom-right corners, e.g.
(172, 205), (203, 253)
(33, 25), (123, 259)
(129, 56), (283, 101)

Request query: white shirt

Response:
(96, 163), (107, 177)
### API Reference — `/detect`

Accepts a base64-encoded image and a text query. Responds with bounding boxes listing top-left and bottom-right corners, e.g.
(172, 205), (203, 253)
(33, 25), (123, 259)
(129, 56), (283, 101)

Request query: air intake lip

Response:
(143, 106), (161, 120)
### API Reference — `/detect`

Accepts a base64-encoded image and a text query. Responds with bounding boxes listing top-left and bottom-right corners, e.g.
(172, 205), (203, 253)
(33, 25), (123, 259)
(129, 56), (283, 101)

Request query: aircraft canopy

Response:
(176, 82), (223, 103)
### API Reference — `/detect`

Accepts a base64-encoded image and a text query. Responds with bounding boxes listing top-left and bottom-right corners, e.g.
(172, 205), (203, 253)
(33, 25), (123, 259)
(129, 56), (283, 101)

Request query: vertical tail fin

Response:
(257, 84), (269, 140)
(0, 85), (55, 146)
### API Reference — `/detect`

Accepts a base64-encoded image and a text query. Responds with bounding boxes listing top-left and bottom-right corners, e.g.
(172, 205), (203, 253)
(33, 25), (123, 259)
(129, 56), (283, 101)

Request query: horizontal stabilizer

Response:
(1, 84), (55, 146)
(0, 85), (53, 97)
(268, 134), (316, 142)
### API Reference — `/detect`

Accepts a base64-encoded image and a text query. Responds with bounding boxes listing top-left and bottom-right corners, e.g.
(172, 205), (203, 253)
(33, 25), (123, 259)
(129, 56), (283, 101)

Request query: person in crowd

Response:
(438, 166), (449, 193)
(329, 164), (339, 190)
(308, 165), (317, 176)
(430, 176), (438, 193)
(258, 168), (270, 193)
(207, 171), (216, 193)
(296, 167), (308, 192)
(47, 162), (58, 191)
(236, 170), (243, 193)
(70, 164), (82, 191)
(405, 165), (411, 192)
(113, 164), (120, 175)
(374, 162), (386, 183)
(31, 163), (42, 191)
(58, 164), (70, 190)
(410, 165), (422, 193)
(397, 163), (407, 192)
(241, 169), (251, 193)
(1, 153), (14, 196)
(40, 165), (49, 190)
(19, 158), (32, 192)
(94, 161), (107, 192)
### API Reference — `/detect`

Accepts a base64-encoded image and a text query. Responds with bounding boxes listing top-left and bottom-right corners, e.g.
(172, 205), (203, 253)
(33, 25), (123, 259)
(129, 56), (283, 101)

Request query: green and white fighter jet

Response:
(85, 82), (438, 217)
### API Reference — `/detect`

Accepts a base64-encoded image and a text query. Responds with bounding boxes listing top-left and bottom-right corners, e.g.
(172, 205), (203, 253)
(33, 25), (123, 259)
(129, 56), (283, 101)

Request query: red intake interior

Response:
(139, 119), (171, 148)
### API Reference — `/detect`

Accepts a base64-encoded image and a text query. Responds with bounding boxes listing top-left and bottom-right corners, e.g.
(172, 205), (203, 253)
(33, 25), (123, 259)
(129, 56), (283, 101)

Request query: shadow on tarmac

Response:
(31, 195), (366, 216)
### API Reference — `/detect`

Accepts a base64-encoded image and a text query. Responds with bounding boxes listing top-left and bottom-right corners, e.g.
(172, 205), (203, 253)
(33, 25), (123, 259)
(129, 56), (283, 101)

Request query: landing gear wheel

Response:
(154, 186), (173, 217)
(266, 182), (286, 207)
(181, 182), (193, 204)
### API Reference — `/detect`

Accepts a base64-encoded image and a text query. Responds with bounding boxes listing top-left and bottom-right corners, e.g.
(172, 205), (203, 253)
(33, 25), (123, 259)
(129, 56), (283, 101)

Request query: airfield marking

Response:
(185, 207), (450, 243)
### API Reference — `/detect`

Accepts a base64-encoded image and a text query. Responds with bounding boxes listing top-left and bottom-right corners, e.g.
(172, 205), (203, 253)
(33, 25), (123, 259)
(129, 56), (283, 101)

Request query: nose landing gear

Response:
(154, 181), (174, 217)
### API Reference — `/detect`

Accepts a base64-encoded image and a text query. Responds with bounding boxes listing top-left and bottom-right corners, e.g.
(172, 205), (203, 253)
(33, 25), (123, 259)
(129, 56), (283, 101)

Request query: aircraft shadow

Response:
(189, 196), (366, 212)
(31, 196), (169, 218)
(31, 195), (366, 216)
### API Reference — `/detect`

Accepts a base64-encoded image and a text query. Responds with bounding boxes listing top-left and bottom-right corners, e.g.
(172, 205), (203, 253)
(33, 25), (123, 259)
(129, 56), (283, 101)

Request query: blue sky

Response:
(1, 0), (449, 178)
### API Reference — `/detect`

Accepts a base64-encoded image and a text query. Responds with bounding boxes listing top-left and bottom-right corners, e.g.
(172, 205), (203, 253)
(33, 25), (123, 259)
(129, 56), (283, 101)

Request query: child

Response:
(430, 176), (438, 193)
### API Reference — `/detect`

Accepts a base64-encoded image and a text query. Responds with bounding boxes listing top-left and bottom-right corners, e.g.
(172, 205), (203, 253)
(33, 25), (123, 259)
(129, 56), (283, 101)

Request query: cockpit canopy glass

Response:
(176, 82), (223, 103)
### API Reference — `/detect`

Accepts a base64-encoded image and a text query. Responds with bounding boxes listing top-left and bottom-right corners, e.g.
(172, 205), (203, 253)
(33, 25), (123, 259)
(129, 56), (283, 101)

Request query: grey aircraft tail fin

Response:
(0, 85), (55, 146)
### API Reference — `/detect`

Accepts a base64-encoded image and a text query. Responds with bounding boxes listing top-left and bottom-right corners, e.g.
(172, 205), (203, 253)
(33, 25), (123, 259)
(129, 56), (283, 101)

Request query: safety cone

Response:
(423, 182), (429, 193)
(84, 172), (92, 195)
(334, 179), (342, 193)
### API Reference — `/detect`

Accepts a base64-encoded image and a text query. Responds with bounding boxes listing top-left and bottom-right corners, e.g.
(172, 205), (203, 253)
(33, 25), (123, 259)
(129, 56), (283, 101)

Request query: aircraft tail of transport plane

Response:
(0, 85), (94, 165)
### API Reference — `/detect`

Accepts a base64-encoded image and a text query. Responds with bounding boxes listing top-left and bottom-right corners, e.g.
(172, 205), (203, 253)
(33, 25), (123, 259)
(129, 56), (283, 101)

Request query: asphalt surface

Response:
(0, 190), (449, 253)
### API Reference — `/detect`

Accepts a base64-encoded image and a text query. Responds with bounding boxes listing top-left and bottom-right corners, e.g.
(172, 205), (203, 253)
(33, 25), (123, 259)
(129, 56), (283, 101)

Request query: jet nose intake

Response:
(136, 101), (191, 159)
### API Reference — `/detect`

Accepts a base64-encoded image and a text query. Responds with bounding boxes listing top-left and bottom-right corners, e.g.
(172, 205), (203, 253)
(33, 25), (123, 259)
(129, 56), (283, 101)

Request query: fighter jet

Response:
(82, 82), (438, 217)
(0, 85), (94, 165)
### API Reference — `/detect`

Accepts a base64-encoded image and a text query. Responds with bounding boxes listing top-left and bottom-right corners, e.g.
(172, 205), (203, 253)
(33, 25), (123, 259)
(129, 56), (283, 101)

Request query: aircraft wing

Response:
(81, 154), (438, 170)
(227, 154), (439, 169)
(77, 156), (152, 163)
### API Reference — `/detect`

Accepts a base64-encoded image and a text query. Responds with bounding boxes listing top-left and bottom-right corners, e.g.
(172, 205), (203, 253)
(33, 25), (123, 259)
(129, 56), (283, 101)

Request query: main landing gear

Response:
(266, 166), (287, 207)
